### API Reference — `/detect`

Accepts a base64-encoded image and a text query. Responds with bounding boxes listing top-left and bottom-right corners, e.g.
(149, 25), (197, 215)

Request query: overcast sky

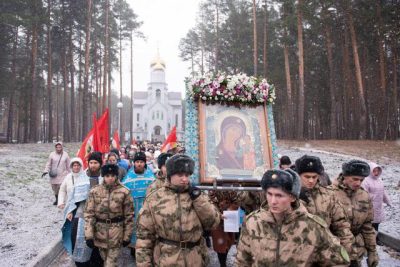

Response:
(116, 0), (201, 100)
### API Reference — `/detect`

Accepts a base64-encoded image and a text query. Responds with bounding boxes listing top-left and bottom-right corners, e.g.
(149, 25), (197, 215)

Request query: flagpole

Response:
(117, 101), (123, 145)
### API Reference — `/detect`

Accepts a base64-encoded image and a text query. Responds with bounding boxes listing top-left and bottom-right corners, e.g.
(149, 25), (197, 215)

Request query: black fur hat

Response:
(158, 153), (173, 169)
(342, 160), (370, 177)
(279, 156), (292, 166)
(101, 164), (119, 177)
(261, 169), (301, 198)
(88, 151), (103, 165)
(166, 154), (195, 179)
(133, 151), (146, 162)
(295, 155), (324, 175)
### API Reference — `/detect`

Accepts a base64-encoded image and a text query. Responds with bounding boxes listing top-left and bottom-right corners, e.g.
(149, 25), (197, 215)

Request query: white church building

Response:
(132, 54), (183, 142)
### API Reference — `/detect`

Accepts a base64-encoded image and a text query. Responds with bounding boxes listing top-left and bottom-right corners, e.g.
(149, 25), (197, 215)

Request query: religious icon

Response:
(198, 102), (273, 184)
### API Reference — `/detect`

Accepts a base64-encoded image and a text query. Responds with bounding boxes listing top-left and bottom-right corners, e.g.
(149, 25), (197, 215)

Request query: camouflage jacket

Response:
(84, 182), (134, 249)
(237, 190), (266, 214)
(208, 190), (239, 212)
(331, 176), (377, 260)
(235, 201), (350, 267)
(300, 184), (354, 255)
(145, 171), (165, 197)
(136, 181), (221, 267)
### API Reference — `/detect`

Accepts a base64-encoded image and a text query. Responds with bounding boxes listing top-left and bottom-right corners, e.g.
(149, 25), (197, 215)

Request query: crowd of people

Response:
(42, 141), (392, 267)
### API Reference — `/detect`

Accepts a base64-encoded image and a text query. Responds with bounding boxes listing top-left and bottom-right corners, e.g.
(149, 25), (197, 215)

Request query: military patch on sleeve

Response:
(307, 213), (328, 228)
(340, 246), (350, 263)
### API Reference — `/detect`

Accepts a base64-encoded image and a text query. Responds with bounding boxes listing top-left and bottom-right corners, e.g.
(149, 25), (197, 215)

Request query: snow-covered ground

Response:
(0, 142), (399, 266)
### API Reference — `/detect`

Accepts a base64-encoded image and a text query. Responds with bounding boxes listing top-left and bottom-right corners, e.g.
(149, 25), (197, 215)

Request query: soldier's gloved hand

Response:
(367, 251), (379, 267)
(122, 240), (130, 247)
(41, 172), (48, 178)
(349, 260), (360, 267)
(86, 239), (95, 249)
(188, 185), (201, 200)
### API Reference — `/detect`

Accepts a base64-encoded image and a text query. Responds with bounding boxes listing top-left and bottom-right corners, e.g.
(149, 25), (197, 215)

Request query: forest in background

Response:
(0, 0), (143, 143)
(179, 0), (400, 140)
(0, 0), (399, 143)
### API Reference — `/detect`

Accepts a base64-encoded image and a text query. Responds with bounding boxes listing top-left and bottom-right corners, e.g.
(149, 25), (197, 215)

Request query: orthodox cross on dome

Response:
(150, 47), (166, 70)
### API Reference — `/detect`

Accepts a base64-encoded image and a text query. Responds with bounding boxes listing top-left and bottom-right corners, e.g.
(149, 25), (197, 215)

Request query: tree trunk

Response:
(46, 0), (53, 143)
(7, 27), (18, 143)
(62, 46), (70, 142)
(263, 0), (268, 77)
(94, 34), (99, 117)
(393, 43), (398, 138)
(77, 30), (83, 140)
(56, 73), (60, 141)
(130, 32), (134, 143)
(344, 1), (367, 138)
(297, 0), (305, 139)
(252, 0), (258, 76)
(283, 43), (292, 139)
(103, 0), (109, 113)
(29, 1), (39, 142)
(215, 0), (219, 72)
(69, 21), (76, 141)
(82, 0), (92, 138)
(321, 5), (337, 139)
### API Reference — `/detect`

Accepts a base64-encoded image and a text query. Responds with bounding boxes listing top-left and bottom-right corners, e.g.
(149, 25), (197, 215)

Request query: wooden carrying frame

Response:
(198, 101), (274, 185)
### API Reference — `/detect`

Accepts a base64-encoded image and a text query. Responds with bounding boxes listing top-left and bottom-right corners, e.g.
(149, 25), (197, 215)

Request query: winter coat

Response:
(58, 172), (84, 208)
(145, 171), (166, 197)
(235, 201), (350, 267)
(44, 151), (70, 184)
(58, 157), (84, 208)
(299, 183), (354, 255)
(84, 182), (134, 249)
(331, 176), (377, 260)
(237, 190), (266, 214)
(208, 190), (239, 254)
(362, 162), (391, 223)
(135, 181), (221, 267)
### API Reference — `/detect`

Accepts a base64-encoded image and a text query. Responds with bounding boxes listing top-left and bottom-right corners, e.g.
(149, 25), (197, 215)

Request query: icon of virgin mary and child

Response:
(216, 116), (256, 170)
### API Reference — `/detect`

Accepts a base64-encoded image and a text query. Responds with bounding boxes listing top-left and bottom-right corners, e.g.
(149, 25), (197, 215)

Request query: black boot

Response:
(53, 195), (58, 205)
(217, 253), (228, 267)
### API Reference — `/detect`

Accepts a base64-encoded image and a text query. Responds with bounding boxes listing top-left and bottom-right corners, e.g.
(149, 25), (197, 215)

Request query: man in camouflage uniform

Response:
(236, 168), (350, 266)
(331, 160), (379, 267)
(296, 155), (354, 256)
(136, 154), (221, 267)
(145, 152), (172, 196)
(84, 164), (135, 267)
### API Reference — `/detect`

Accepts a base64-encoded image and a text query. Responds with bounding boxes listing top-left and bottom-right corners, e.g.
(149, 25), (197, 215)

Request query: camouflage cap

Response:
(342, 160), (370, 177)
(261, 168), (301, 198)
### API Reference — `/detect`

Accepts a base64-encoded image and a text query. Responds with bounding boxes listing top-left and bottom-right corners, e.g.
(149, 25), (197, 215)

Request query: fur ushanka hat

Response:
(157, 153), (173, 169)
(295, 155), (324, 175)
(261, 169), (301, 198)
(342, 160), (370, 177)
(88, 151), (103, 165)
(101, 164), (119, 177)
(166, 154), (195, 179)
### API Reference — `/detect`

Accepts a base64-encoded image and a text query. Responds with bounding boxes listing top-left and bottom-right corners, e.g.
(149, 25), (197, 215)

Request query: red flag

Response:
(112, 130), (120, 150)
(77, 128), (95, 169)
(96, 109), (110, 153)
(92, 113), (100, 152)
(161, 126), (177, 153)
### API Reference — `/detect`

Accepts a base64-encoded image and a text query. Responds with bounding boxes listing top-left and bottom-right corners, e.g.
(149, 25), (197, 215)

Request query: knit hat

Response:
(101, 164), (119, 177)
(166, 154), (195, 179)
(342, 160), (370, 177)
(133, 151), (146, 162)
(157, 153), (173, 169)
(295, 155), (324, 175)
(261, 169), (301, 198)
(88, 151), (103, 165)
(279, 156), (292, 166)
(70, 157), (83, 168)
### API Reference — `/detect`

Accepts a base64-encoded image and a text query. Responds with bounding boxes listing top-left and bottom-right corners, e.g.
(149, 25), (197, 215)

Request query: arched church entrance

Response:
(152, 125), (164, 143)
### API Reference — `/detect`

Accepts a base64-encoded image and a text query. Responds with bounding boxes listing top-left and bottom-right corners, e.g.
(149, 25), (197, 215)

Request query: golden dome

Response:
(150, 51), (166, 70)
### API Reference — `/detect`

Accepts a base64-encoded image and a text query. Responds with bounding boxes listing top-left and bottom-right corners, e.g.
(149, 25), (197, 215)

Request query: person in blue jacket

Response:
(121, 151), (155, 257)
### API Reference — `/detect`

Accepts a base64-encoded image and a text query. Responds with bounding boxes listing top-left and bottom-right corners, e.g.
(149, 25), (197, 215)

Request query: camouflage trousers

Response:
(99, 247), (120, 267)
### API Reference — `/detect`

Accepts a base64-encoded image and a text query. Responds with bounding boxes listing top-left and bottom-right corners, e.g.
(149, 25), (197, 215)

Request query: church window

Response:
(137, 113), (140, 122)
(137, 123), (139, 127)
(152, 112), (155, 120)
(157, 111), (159, 119)
(156, 89), (161, 101)
(145, 122), (147, 129)
(161, 112), (163, 120)
(175, 114), (179, 128)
